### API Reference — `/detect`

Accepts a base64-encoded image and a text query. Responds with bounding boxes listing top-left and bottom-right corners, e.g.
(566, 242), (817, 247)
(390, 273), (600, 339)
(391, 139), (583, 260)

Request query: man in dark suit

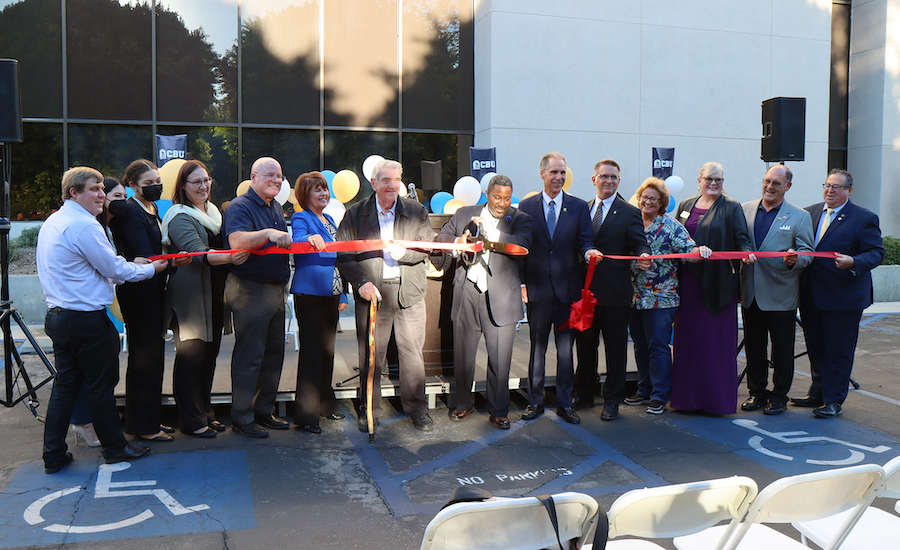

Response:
(739, 164), (813, 415)
(793, 169), (883, 418)
(573, 159), (650, 421)
(336, 159), (435, 432)
(518, 152), (598, 424)
(436, 175), (533, 429)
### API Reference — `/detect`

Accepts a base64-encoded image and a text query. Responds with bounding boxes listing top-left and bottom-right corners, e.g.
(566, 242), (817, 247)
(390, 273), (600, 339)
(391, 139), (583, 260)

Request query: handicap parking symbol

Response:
(0, 450), (255, 548)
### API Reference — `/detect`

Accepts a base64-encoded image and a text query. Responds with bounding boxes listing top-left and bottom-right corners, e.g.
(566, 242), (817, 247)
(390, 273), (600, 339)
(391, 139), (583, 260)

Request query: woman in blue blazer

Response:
(289, 172), (348, 433)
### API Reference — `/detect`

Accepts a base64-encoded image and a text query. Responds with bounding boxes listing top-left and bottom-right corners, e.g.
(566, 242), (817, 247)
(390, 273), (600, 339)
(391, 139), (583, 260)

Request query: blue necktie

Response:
(547, 200), (557, 238)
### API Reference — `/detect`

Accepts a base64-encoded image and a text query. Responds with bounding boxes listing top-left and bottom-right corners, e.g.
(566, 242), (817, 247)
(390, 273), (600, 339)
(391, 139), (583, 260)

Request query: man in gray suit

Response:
(740, 164), (814, 415)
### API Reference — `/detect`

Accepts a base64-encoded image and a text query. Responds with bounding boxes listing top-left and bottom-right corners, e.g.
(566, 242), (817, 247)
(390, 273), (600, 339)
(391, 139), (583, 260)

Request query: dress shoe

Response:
(449, 408), (474, 422)
(159, 424), (175, 434)
(624, 394), (650, 406)
(45, 452), (74, 474)
(521, 404), (544, 420)
(255, 413), (290, 430)
(791, 395), (824, 408)
(556, 407), (581, 424)
(209, 420), (226, 432)
(490, 416), (510, 429)
(183, 426), (217, 438)
(357, 414), (380, 432)
(741, 395), (767, 411)
(322, 412), (345, 421)
(233, 422), (269, 438)
(137, 430), (174, 442)
(572, 397), (594, 410)
(412, 413), (434, 431)
(103, 443), (151, 464)
(298, 424), (322, 434)
(601, 403), (619, 421)
(764, 402), (787, 415)
(813, 402), (842, 418)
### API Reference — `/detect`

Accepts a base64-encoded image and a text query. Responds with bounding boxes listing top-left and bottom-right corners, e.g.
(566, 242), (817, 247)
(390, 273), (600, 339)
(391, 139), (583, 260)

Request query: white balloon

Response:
(453, 176), (482, 206)
(323, 198), (346, 225)
(664, 175), (684, 194)
(362, 155), (385, 182)
(479, 172), (497, 192)
(275, 178), (291, 205)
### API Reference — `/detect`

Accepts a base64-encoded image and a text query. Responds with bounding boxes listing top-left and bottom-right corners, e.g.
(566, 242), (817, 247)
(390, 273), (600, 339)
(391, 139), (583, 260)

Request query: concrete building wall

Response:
(474, 0), (833, 211)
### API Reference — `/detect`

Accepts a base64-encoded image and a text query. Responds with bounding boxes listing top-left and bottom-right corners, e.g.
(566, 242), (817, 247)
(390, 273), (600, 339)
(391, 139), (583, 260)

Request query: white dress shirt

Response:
(590, 195), (615, 224)
(37, 199), (155, 311)
(466, 206), (501, 292)
(376, 199), (401, 280)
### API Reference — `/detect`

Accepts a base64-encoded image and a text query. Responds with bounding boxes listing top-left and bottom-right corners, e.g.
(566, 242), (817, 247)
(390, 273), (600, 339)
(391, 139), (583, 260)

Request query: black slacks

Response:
(293, 293), (341, 426)
(741, 301), (796, 404)
(574, 306), (631, 403)
(117, 282), (165, 435)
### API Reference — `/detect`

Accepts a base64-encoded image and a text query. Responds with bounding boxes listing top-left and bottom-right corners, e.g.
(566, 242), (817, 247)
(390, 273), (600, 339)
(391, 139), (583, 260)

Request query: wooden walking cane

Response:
(366, 298), (377, 443)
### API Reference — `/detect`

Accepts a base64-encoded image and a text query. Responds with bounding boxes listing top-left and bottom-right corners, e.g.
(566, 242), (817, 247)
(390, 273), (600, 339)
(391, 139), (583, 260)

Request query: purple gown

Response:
(671, 207), (738, 414)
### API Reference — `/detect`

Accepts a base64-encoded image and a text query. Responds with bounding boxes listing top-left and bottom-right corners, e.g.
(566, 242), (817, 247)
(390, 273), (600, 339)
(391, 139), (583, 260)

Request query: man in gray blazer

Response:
(740, 164), (814, 415)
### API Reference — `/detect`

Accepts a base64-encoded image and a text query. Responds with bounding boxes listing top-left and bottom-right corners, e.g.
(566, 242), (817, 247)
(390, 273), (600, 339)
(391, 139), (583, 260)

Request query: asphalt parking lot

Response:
(1, 304), (898, 550)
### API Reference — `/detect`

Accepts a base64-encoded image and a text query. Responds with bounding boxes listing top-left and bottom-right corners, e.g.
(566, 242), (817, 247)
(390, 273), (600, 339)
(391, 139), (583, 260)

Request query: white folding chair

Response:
(793, 455), (900, 549)
(420, 492), (599, 550)
(285, 292), (299, 351)
(606, 476), (758, 550)
(674, 463), (885, 550)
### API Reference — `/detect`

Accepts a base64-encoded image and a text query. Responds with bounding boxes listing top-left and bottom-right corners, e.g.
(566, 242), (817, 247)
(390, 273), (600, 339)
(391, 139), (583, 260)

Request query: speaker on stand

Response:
(761, 97), (806, 162)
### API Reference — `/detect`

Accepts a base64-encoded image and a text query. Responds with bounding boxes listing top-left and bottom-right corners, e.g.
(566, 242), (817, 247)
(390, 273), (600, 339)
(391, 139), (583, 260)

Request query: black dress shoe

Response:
(183, 427), (217, 438)
(254, 414), (290, 430)
(233, 422), (269, 438)
(521, 404), (544, 420)
(449, 408), (474, 422)
(601, 403), (619, 421)
(103, 443), (151, 464)
(741, 395), (767, 411)
(556, 407), (581, 424)
(791, 395), (824, 408)
(490, 416), (510, 429)
(764, 402), (787, 415)
(813, 402), (842, 418)
(45, 452), (74, 474)
(572, 397), (594, 410)
(298, 424), (322, 434)
(412, 413), (434, 431)
(322, 412), (345, 421)
(357, 414), (380, 432)
(209, 420), (226, 432)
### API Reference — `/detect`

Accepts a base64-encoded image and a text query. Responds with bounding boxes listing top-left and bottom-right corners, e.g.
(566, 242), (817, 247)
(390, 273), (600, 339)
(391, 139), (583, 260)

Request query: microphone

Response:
(407, 183), (418, 202)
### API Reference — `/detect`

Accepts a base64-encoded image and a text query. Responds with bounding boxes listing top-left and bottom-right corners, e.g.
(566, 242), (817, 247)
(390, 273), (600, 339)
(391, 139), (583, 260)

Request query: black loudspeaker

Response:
(0, 59), (23, 143)
(421, 160), (442, 193)
(761, 97), (805, 162)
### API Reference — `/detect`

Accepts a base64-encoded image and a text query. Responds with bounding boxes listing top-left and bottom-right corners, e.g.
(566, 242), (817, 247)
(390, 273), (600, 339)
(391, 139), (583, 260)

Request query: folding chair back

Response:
(420, 492), (599, 550)
(607, 476), (757, 550)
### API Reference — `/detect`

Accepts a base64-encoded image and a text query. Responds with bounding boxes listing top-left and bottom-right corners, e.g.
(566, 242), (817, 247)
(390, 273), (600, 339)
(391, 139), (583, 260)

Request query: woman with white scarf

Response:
(162, 160), (250, 437)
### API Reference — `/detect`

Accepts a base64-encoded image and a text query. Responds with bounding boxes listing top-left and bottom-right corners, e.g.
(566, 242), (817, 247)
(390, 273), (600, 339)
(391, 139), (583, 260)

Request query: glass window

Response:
(402, 0), (473, 132)
(324, 130), (398, 204)
(157, 0), (238, 123)
(401, 132), (458, 193)
(241, 128), (318, 192)
(156, 125), (238, 207)
(66, 0), (152, 120)
(9, 122), (64, 219)
(68, 124), (153, 178)
(0, 0), (63, 118)
(241, 1), (319, 126)
(323, 0), (398, 127)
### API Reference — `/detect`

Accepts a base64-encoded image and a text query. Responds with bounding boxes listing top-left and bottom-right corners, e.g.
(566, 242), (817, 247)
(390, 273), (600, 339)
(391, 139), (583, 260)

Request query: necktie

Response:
(547, 200), (557, 238)
(816, 207), (834, 246)
(592, 200), (604, 237)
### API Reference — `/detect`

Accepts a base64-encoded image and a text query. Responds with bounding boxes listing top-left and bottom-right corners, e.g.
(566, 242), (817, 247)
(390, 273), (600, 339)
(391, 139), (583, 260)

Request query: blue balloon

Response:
(126, 187), (135, 198)
(476, 192), (487, 205)
(322, 170), (337, 198)
(667, 195), (675, 213)
(511, 194), (520, 205)
(157, 199), (173, 219)
(429, 191), (454, 214)
(106, 306), (124, 333)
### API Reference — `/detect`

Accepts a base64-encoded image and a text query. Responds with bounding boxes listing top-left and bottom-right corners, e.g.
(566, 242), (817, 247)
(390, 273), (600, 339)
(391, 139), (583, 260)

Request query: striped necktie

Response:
(592, 200), (604, 237)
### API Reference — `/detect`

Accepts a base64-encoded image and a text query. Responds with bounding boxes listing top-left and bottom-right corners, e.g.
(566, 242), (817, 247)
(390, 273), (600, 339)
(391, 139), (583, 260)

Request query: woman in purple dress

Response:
(671, 162), (754, 414)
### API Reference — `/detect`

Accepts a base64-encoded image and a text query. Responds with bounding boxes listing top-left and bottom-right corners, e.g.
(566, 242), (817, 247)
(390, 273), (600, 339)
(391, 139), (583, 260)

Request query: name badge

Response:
(679, 211), (690, 220)
(779, 225), (791, 231)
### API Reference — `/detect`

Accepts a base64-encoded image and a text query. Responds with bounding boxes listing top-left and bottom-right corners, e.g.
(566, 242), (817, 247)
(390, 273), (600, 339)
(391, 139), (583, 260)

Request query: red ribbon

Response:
(599, 250), (838, 261)
(149, 239), (483, 261)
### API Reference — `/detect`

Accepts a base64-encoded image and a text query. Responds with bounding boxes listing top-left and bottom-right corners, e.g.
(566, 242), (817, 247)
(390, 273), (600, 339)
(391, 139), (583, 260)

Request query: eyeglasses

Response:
(640, 196), (660, 204)
(763, 179), (786, 188)
(595, 174), (619, 181)
(703, 177), (724, 185)
(187, 177), (213, 187)
(253, 172), (284, 181)
(823, 183), (849, 190)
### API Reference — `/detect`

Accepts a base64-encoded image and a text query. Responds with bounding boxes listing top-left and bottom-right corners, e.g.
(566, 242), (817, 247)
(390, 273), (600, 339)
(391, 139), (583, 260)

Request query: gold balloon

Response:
(294, 202), (303, 212)
(109, 296), (123, 322)
(332, 170), (360, 203)
(563, 166), (574, 192)
(523, 191), (539, 200)
(159, 158), (186, 201)
(443, 198), (465, 214)
(628, 193), (639, 207)
(287, 186), (299, 204)
(236, 180), (251, 196)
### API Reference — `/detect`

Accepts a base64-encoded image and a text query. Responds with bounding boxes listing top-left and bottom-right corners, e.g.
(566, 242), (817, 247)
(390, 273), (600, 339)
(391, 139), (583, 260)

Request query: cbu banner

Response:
(156, 134), (187, 166)
(652, 147), (675, 179)
(469, 147), (496, 181)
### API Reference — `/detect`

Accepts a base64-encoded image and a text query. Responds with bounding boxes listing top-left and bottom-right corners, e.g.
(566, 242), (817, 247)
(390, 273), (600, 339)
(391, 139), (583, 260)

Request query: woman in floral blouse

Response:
(628, 177), (706, 414)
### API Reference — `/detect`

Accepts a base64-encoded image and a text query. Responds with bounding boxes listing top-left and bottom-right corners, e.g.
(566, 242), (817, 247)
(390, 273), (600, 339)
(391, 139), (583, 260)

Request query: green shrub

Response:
(12, 227), (41, 248)
(884, 236), (900, 266)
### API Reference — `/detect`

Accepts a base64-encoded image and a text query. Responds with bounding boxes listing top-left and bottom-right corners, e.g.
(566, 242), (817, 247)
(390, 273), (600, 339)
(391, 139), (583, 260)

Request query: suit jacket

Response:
(740, 199), (814, 311)
(518, 191), (594, 305)
(586, 195), (649, 307)
(436, 205), (533, 326)
(289, 209), (343, 297)
(336, 194), (433, 308)
(675, 194), (753, 315)
(800, 200), (884, 312)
